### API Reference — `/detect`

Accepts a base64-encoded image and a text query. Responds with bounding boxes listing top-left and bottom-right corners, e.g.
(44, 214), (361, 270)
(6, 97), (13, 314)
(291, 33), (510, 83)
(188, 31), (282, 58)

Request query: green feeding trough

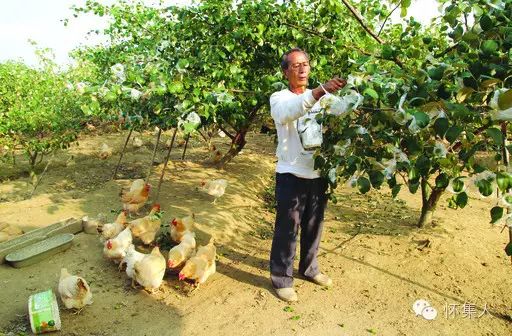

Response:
(5, 233), (75, 268)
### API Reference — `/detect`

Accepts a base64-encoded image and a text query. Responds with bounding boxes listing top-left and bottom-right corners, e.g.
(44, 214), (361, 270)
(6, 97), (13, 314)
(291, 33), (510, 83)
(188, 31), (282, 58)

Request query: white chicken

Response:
(133, 246), (166, 292)
(58, 268), (93, 312)
(133, 137), (143, 148)
(103, 227), (132, 263)
(169, 214), (195, 243)
(199, 179), (228, 204)
(167, 231), (196, 269)
(178, 237), (216, 286)
(121, 244), (146, 287)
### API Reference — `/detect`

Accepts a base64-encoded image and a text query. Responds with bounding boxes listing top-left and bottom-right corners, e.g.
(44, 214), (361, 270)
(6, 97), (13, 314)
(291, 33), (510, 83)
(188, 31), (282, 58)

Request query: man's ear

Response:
(282, 69), (288, 80)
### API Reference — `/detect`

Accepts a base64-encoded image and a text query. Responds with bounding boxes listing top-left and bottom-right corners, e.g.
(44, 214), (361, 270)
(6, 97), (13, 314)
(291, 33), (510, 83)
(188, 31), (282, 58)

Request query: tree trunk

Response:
(217, 128), (248, 167)
(28, 151), (38, 169)
(417, 178), (444, 228)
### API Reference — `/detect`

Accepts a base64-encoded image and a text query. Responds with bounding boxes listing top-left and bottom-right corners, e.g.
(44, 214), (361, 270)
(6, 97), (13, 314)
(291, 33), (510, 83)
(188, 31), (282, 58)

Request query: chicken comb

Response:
(106, 240), (113, 249)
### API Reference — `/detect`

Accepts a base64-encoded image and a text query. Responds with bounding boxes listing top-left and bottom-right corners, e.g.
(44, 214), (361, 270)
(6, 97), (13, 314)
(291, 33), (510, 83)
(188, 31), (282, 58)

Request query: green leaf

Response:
(168, 82), (183, 94)
(428, 66), (445, 81)
(357, 177), (371, 194)
(481, 40), (498, 55)
(415, 155), (431, 177)
(455, 192), (468, 208)
(391, 184), (401, 198)
(408, 167), (419, 182)
(363, 88), (379, 100)
(496, 172), (510, 192)
(445, 125), (463, 144)
(479, 14), (493, 31)
(451, 177), (465, 193)
(490, 206), (504, 224)
(485, 127), (503, 145)
(476, 179), (493, 196)
(498, 89), (512, 110)
(435, 173), (449, 188)
(505, 242), (512, 256)
(433, 118), (449, 137)
(176, 58), (190, 70)
(368, 170), (384, 188)
(408, 180), (420, 194)
(412, 112), (430, 128)
(381, 45), (395, 59)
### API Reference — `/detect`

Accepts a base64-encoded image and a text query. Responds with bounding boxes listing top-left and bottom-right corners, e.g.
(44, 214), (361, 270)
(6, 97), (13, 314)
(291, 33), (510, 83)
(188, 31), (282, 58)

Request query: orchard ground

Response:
(0, 129), (511, 336)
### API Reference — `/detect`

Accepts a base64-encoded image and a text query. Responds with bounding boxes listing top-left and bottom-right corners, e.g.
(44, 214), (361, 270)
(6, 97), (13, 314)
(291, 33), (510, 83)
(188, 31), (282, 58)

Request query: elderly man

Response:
(269, 47), (347, 302)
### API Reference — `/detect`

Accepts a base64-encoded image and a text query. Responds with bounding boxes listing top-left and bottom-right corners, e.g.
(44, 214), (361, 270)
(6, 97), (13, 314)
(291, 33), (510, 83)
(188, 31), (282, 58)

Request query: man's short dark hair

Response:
(281, 48), (309, 70)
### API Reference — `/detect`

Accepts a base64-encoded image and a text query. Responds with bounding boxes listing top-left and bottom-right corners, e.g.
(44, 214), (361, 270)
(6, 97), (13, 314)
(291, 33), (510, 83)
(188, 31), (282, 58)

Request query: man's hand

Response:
(312, 77), (347, 100)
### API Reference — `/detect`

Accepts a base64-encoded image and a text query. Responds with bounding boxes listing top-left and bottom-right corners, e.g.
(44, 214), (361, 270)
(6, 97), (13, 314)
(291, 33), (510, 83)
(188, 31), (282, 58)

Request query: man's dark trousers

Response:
(270, 172), (328, 289)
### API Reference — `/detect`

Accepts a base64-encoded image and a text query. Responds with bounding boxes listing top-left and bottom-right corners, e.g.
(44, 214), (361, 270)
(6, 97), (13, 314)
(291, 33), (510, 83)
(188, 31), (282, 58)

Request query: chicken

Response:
(99, 143), (113, 160)
(208, 144), (222, 163)
(58, 268), (93, 312)
(121, 182), (151, 214)
(129, 204), (162, 245)
(133, 246), (166, 292)
(133, 137), (143, 148)
(122, 244), (145, 287)
(103, 227), (133, 262)
(178, 237), (216, 286)
(200, 179), (228, 203)
(167, 231), (196, 269)
(169, 214), (195, 243)
(100, 210), (128, 241)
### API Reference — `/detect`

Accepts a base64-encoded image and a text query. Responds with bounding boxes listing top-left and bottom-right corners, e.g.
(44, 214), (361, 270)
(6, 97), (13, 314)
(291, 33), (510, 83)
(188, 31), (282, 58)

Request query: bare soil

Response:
(0, 130), (511, 336)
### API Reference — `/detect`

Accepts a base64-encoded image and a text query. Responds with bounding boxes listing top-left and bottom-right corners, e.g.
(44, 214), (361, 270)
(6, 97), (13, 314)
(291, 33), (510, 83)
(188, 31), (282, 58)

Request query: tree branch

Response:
(434, 43), (459, 58)
(340, 0), (384, 44)
(378, 1), (402, 37)
(218, 124), (235, 140)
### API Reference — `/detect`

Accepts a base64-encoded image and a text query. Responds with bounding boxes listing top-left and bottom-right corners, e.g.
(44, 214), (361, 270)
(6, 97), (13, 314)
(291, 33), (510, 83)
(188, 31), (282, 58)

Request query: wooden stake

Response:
(155, 128), (178, 202)
(112, 128), (133, 180)
(181, 133), (190, 160)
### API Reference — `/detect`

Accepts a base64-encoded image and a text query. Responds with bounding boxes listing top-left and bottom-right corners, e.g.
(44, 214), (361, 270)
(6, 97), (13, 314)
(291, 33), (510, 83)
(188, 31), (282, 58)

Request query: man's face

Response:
(283, 51), (310, 91)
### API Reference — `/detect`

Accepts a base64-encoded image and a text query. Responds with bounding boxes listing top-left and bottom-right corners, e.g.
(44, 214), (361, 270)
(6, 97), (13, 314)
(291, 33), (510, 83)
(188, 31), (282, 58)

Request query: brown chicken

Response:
(58, 268), (93, 311)
(121, 182), (151, 214)
(169, 214), (195, 243)
(178, 237), (216, 286)
(100, 210), (128, 242)
(208, 144), (222, 163)
(130, 204), (162, 245)
(133, 246), (166, 292)
(98, 143), (113, 160)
